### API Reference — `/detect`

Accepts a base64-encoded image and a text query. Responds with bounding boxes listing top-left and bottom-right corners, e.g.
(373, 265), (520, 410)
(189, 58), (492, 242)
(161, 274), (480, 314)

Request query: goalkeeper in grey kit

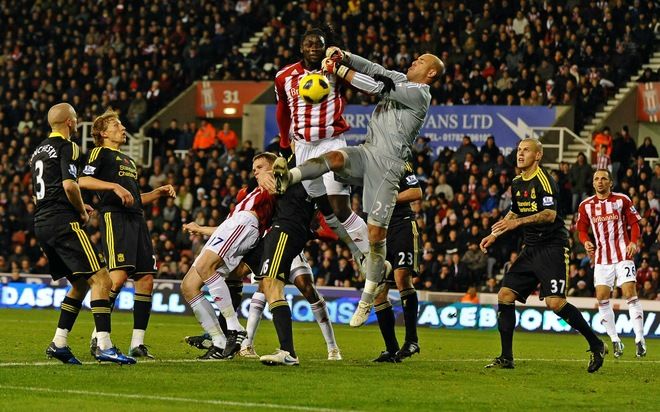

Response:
(273, 47), (444, 327)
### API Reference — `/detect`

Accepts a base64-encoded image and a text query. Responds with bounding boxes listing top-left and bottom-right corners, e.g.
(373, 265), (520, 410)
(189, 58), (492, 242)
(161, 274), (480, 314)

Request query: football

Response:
(298, 73), (330, 104)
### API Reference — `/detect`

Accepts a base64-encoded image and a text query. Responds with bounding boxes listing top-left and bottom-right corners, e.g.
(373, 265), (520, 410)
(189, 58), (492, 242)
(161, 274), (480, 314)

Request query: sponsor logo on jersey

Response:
(593, 213), (619, 223)
(543, 196), (554, 206)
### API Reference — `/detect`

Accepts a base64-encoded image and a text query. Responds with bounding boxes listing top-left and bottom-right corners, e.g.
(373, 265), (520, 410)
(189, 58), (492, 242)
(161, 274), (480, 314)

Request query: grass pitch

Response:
(0, 308), (657, 411)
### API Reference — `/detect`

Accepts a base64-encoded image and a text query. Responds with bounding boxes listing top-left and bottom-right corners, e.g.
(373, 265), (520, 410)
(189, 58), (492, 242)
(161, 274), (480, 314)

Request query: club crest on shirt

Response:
(530, 188), (536, 199)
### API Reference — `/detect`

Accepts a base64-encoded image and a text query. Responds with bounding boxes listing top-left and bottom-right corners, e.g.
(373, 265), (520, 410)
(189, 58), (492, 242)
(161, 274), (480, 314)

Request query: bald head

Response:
(407, 53), (446, 84)
(48, 103), (77, 137)
(48, 103), (76, 127)
(426, 53), (445, 80)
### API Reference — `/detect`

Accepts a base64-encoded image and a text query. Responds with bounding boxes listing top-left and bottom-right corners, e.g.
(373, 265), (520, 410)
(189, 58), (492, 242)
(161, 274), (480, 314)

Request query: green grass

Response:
(0, 308), (657, 411)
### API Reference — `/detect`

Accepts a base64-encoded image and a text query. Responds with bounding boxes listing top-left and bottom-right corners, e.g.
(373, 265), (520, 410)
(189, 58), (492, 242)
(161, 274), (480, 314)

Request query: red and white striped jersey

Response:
(275, 61), (350, 142)
(230, 186), (275, 234)
(577, 192), (641, 264)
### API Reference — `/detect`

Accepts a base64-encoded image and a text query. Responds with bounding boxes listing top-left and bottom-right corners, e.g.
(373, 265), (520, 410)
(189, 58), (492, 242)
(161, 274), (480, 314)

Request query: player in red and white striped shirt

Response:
(179, 153), (277, 359)
(274, 26), (370, 269)
(576, 169), (647, 358)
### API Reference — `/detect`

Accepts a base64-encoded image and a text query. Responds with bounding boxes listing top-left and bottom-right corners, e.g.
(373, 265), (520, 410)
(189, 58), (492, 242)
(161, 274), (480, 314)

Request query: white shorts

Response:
(194, 211), (260, 276)
(294, 136), (350, 198)
(288, 251), (312, 283)
(593, 260), (637, 289)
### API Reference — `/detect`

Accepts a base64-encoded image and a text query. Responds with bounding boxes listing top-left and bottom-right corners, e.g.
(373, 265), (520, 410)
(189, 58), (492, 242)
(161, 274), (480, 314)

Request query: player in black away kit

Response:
(373, 163), (422, 363)
(31, 103), (134, 365)
(80, 110), (175, 358)
(480, 138), (606, 373)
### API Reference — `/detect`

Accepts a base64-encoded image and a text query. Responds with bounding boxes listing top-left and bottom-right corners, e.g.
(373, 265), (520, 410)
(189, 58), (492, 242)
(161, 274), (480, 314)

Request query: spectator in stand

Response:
(595, 145), (611, 172)
(217, 122), (239, 151)
(192, 119), (217, 150)
(637, 137), (659, 163)
(454, 135), (479, 166)
(569, 152), (593, 212)
(127, 92), (148, 132)
(176, 123), (194, 151)
(633, 156), (652, 187)
(462, 241), (487, 282)
(163, 119), (182, 156)
(591, 127), (613, 164)
(638, 280), (657, 300)
(480, 277), (499, 293)
(611, 125), (638, 185)
(460, 286), (480, 304)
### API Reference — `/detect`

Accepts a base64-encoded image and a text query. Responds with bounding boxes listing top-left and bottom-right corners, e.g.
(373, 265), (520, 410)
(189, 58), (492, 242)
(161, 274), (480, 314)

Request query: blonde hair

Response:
(91, 109), (119, 146)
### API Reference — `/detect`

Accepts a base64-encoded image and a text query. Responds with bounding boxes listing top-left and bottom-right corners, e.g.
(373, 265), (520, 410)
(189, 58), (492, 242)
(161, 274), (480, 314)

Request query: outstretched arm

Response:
(141, 184), (176, 204)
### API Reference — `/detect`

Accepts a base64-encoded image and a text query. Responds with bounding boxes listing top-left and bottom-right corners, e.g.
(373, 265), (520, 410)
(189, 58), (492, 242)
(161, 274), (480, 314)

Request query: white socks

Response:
(53, 328), (69, 348)
(311, 299), (338, 350)
(341, 212), (370, 255)
(325, 214), (364, 262)
(598, 300), (619, 343)
(242, 292), (266, 348)
(130, 329), (145, 350)
(96, 332), (112, 350)
(188, 293), (226, 348)
(205, 273), (244, 331)
(627, 297), (645, 343)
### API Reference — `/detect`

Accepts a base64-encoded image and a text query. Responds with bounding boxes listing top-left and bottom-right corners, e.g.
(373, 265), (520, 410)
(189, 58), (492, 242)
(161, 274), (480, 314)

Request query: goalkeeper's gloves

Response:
(373, 74), (396, 93)
(325, 46), (349, 62)
(322, 57), (350, 79)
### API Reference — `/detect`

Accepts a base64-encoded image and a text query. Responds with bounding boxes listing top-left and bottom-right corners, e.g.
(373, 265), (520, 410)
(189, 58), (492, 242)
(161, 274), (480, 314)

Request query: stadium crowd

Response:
(1, 121), (659, 300)
(1, 0), (659, 300)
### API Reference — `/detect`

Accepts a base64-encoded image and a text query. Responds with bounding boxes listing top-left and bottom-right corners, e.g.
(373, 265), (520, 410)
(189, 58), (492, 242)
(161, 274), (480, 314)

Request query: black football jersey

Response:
(273, 183), (316, 237)
(510, 166), (568, 247)
(390, 163), (420, 224)
(30, 133), (82, 226)
(82, 146), (143, 214)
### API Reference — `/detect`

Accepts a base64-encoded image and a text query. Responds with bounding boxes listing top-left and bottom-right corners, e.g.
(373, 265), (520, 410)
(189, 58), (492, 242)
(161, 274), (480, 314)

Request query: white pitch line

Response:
(0, 385), (353, 412)
(0, 357), (657, 367)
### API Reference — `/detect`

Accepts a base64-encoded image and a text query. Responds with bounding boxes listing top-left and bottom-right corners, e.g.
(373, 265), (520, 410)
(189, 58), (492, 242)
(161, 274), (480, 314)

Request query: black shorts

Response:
(254, 225), (306, 283)
(384, 219), (421, 283)
(100, 211), (156, 277)
(502, 244), (569, 303)
(242, 236), (264, 274)
(35, 221), (106, 280)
